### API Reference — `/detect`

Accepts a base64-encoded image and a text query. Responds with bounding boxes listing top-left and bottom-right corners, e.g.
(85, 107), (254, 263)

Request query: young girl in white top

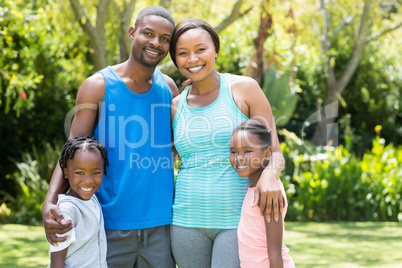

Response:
(230, 119), (295, 268)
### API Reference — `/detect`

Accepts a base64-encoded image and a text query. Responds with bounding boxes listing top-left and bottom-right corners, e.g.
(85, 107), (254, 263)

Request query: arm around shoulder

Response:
(163, 74), (179, 98)
(43, 73), (105, 246)
(231, 75), (285, 218)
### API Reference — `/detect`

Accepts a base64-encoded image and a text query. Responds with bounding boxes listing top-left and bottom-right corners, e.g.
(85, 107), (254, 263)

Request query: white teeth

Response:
(146, 49), (158, 55)
(189, 66), (202, 72)
(237, 165), (248, 169)
(80, 187), (93, 192)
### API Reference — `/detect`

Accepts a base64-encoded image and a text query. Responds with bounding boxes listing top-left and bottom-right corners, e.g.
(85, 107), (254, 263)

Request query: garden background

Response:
(0, 0), (401, 266)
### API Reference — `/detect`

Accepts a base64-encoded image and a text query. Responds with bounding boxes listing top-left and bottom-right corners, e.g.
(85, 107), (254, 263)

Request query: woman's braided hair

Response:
(59, 136), (109, 177)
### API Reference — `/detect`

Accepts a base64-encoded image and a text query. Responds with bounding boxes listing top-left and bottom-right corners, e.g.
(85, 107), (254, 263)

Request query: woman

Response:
(170, 18), (285, 268)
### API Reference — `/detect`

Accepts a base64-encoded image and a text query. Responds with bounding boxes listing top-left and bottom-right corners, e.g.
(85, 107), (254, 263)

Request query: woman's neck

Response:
(189, 70), (220, 95)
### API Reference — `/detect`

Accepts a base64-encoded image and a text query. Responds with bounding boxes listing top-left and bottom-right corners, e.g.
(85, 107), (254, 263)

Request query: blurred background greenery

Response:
(0, 0), (401, 226)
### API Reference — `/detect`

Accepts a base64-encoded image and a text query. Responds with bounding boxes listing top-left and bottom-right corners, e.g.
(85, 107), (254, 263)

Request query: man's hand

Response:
(43, 202), (73, 246)
(252, 168), (284, 223)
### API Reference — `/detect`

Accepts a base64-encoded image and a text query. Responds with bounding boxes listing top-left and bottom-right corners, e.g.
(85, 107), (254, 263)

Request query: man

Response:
(42, 6), (178, 267)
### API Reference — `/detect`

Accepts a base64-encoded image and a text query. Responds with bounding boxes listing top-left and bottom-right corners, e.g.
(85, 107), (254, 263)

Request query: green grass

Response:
(284, 222), (402, 267)
(0, 222), (401, 267)
(0, 224), (49, 268)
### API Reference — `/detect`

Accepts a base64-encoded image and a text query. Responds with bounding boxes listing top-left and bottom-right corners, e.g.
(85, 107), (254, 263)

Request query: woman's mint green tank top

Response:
(172, 73), (249, 229)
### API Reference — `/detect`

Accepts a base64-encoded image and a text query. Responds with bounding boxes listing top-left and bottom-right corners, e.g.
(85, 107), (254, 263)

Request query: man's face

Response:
(130, 15), (175, 68)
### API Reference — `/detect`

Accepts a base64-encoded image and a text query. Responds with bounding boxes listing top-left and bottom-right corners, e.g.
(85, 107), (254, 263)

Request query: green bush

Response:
(2, 140), (63, 224)
(282, 132), (402, 222)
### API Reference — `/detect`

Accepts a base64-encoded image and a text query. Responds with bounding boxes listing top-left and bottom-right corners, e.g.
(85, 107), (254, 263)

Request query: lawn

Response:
(0, 222), (401, 267)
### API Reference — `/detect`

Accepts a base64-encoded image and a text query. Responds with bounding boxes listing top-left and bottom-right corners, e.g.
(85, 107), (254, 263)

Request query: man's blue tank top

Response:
(93, 66), (174, 230)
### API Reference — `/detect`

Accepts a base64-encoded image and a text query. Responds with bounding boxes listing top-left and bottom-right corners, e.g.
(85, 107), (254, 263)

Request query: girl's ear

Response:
(63, 168), (68, 179)
(262, 147), (272, 168)
(264, 146), (272, 158)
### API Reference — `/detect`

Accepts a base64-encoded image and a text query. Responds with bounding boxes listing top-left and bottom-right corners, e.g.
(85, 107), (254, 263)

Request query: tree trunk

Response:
(312, 0), (373, 145)
(118, 0), (137, 63)
(69, 0), (109, 71)
(249, 0), (272, 85)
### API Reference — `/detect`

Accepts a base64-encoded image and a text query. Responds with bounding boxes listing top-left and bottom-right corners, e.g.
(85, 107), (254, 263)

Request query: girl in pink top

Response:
(230, 119), (295, 268)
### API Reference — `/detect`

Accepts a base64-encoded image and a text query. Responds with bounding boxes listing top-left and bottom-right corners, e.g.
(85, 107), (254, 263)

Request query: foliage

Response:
(285, 0), (402, 151)
(261, 67), (298, 127)
(0, 0), (89, 201)
(2, 140), (64, 224)
(340, 38), (402, 155)
(1, 0), (402, 226)
(281, 131), (402, 222)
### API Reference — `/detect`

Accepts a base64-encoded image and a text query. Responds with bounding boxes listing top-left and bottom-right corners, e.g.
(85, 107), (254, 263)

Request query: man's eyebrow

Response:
(143, 27), (172, 37)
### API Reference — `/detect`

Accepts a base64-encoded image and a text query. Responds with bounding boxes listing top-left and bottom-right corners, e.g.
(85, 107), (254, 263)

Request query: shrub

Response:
(3, 140), (63, 224)
(282, 131), (402, 222)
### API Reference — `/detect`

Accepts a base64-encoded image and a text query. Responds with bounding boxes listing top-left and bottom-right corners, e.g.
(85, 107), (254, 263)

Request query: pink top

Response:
(238, 182), (295, 268)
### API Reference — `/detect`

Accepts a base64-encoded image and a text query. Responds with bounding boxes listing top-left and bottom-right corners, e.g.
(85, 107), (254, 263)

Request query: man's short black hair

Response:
(135, 6), (175, 28)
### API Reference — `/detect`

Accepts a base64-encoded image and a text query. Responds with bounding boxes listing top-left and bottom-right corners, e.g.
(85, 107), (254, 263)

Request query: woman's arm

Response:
(171, 95), (180, 158)
(231, 75), (285, 221)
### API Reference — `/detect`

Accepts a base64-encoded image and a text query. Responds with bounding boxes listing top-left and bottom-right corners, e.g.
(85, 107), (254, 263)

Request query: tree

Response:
(68, 0), (253, 71)
(312, 0), (402, 145)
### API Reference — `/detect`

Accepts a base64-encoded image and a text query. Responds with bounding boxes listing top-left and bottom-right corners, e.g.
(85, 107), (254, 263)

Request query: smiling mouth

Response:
(143, 47), (163, 58)
(236, 165), (248, 169)
(80, 187), (93, 192)
(188, 66), (203, 73)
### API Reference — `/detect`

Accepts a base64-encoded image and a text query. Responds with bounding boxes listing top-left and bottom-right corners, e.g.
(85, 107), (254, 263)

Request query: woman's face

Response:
(175, 28), (217, 82)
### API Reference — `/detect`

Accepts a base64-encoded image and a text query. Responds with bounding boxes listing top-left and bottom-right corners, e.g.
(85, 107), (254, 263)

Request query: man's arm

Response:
(42, 73), (105, 246)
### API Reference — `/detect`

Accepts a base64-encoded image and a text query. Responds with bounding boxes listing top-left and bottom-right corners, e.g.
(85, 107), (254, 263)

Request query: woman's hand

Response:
(252, 166), (284, 223)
